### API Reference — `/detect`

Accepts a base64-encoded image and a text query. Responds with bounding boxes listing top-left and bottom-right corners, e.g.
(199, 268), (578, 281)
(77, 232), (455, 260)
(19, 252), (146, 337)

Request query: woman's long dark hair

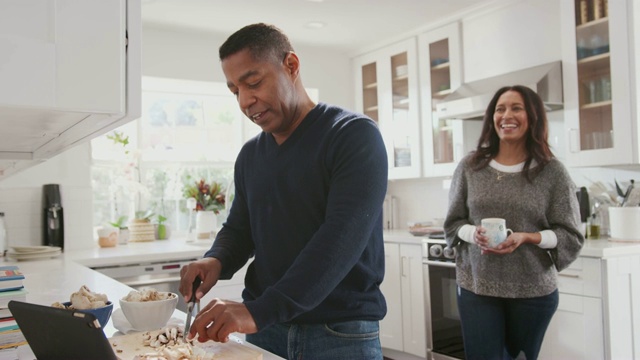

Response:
(469, 85), (554, 182)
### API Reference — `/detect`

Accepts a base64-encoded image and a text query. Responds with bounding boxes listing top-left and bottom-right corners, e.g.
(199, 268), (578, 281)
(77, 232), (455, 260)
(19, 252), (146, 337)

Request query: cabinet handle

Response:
(558, 273), (580, 279)
(401, 256), (408, 277)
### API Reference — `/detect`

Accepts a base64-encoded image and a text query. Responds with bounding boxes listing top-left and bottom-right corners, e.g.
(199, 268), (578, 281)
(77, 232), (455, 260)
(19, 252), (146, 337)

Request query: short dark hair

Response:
(469, 85), (554, 181)
(219, 23), (294, 64)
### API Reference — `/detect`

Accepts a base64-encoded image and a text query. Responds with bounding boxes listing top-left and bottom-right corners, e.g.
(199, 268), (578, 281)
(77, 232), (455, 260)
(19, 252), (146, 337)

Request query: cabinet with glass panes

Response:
(418, 22), (464, 176)
(562, 0), (635, 166)
(353, 38), (421, 179)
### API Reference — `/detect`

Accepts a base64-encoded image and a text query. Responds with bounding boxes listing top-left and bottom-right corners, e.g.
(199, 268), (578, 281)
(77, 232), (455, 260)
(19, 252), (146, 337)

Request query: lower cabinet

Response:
(539, 256), (604, 360)
(539, 293), (603, 359)
(380, 242), (427, 358)
(537, 253), (640, 360)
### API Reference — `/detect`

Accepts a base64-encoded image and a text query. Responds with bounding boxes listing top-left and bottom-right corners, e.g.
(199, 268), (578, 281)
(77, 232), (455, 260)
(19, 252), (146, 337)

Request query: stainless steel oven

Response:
(423, 239), (465, 360)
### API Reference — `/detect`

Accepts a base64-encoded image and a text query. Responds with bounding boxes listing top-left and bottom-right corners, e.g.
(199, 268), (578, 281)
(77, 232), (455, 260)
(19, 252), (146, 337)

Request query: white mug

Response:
(481, 218), (513, 248)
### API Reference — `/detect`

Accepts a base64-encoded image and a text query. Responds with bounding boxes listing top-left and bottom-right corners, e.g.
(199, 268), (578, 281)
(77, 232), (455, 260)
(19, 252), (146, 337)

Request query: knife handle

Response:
(188, 276), (202, 303)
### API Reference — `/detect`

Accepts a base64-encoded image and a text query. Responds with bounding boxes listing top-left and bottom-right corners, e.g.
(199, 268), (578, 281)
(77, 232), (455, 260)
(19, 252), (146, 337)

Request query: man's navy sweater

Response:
(205, 103), (389, 330)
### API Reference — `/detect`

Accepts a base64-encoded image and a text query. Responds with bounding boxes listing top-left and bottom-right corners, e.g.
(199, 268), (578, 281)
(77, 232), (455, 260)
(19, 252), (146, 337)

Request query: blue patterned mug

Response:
(481, 218), (513, 248)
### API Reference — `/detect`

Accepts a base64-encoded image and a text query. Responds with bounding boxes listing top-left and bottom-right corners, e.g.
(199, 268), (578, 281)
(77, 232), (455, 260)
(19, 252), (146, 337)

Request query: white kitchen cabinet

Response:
(539, 257), (604, 359)
(602, 254), (640, 360)
(380, 243), (403, 351)
(417, 22), (467, 177)
(561, 0), (637, 167)
(0, 0), (141, 178)
(379, 242), (426, 358)
(540, 253), (640, 360)
(353, 39), (421, 179)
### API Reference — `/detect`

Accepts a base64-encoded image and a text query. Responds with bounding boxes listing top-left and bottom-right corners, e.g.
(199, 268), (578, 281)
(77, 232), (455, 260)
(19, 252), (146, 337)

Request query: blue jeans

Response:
(457, 286), (558, 360)
(245, 320), (383, 360)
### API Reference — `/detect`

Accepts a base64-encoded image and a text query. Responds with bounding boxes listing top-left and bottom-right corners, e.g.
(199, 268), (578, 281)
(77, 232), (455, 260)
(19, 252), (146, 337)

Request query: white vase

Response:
(195, 211), (217, 240)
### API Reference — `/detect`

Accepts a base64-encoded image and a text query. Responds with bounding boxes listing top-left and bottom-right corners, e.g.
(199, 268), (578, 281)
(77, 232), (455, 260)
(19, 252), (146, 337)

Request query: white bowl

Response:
(119, 292), (178, 331)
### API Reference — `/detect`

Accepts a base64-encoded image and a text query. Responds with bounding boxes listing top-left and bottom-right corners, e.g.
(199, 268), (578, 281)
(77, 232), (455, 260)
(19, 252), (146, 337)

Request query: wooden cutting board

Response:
(109, 330), (263, 360)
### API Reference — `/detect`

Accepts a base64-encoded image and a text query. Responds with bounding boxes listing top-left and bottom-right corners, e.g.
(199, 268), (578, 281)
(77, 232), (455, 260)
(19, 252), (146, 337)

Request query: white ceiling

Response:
(141, 0), (495, 53)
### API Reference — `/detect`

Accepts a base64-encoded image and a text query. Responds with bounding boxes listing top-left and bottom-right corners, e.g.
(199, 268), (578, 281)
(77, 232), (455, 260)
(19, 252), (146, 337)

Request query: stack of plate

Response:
(6, 246), (62, 261)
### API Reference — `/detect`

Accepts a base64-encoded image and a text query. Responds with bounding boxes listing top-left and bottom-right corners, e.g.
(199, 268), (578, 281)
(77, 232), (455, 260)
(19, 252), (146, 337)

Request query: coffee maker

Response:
(42, 184), (64, 250)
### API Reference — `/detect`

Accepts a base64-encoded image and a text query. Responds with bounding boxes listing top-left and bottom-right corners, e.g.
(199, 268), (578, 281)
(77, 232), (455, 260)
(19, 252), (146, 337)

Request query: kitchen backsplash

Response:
(386, 177), (450, 229)
(0, 186), (94, 252)
(0, 145), (94, 251)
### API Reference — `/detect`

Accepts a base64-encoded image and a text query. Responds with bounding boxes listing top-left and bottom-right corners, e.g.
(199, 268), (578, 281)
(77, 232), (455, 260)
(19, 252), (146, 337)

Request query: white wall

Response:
(462, 0), (562, 82)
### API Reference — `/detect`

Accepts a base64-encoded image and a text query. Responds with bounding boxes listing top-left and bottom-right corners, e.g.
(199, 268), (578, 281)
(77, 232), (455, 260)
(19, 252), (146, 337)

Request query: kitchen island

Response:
(3, 238), (283, 359)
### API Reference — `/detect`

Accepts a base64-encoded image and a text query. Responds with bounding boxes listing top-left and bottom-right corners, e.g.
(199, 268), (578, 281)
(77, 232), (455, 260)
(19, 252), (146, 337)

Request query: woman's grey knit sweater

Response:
(444, 156), (584, 298)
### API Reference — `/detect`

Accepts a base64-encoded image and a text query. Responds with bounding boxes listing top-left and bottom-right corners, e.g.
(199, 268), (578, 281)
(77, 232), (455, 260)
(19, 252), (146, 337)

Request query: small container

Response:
(588, 214), (601, 239)
(0, 213), (6, 257)
(97, 227), (118, 248)
(609, 207), (640, 241)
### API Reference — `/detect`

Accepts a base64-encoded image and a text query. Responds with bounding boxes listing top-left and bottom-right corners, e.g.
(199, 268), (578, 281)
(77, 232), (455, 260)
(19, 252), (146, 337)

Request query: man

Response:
(179, 23), (388, 360)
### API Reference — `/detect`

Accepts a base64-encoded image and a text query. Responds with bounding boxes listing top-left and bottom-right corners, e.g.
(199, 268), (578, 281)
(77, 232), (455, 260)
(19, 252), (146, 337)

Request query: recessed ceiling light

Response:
(305, 21), (326, 29)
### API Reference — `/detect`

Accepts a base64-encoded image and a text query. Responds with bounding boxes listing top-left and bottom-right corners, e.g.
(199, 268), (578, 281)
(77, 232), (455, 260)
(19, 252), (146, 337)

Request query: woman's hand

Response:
(474, 226), (491, 251)
(481, 232), (533, 255)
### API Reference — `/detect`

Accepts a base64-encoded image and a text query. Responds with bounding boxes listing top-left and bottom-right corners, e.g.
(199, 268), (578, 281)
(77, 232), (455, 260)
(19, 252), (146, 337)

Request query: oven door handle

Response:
(423, 259), (456, 268)
(120, 276), (182, 287)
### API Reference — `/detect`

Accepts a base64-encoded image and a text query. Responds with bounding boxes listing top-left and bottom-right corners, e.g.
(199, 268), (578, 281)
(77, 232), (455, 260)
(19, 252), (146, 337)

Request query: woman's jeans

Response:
(457, 286), (559, 360)
(245, 320), (383, 360)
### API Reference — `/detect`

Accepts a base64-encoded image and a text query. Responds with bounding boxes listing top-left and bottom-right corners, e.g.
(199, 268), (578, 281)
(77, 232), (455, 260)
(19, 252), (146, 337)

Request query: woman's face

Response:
(493, 90), (529, 145)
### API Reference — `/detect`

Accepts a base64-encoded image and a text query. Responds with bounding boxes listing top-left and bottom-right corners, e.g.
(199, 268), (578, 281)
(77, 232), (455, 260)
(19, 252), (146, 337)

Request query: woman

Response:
(444, 85), (584, 359)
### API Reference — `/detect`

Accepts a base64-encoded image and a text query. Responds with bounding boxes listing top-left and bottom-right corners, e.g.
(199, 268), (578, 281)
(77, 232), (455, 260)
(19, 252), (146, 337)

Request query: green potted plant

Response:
(109, 215), (129, 244)
(155, 214), (170, 240)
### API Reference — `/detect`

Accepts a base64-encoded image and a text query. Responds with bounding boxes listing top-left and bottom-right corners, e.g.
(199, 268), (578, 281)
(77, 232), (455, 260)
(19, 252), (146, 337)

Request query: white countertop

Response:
(9, 232), (639, 359)
(383, 229), (640, 258)
(3, 238), (283, 359)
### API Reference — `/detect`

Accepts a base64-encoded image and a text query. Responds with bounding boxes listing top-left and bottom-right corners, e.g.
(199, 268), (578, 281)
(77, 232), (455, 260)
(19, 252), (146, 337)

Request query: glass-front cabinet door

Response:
(418, 22), (464, 176)
(354, 39), (421, 179)
(561, 0), (634, 166)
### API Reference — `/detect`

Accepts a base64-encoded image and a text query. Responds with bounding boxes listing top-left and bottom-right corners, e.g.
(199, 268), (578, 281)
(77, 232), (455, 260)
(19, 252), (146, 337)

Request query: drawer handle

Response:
(558, 273), (580, 279)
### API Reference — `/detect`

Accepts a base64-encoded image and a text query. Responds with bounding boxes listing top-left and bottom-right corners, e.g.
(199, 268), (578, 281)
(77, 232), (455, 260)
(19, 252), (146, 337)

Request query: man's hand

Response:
(179, 258), (222, 302)
(188, 298), (258, 343)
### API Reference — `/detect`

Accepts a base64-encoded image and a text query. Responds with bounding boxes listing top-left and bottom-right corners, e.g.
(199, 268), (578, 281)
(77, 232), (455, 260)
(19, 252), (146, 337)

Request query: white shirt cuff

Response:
(538, 230), (557, 249)
(457, 224), (476, 244)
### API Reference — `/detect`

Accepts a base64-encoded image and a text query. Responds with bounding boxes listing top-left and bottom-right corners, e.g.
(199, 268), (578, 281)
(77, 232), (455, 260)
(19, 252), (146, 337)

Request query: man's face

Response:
(222, 49), (297, 137)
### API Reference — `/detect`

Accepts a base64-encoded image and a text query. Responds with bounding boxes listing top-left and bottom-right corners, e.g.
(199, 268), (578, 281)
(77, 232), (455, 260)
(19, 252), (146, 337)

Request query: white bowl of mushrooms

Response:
(119, 288), (178, 331)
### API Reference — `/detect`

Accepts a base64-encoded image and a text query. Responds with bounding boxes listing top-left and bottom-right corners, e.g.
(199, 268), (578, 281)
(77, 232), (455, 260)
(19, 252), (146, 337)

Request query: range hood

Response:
(436, 61), (563, 120)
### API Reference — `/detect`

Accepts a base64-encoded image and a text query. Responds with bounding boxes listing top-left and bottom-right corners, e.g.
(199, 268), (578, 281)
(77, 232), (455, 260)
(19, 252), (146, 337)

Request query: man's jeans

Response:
(246, 320), (383, 360)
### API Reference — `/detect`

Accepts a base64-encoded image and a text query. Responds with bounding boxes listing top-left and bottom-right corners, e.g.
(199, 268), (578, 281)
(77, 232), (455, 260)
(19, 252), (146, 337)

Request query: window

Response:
(91, 77), (258, 235)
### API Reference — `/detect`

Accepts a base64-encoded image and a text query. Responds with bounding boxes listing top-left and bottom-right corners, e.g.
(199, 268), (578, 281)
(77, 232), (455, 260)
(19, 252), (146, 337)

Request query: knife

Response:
(183, 276), (201, 341)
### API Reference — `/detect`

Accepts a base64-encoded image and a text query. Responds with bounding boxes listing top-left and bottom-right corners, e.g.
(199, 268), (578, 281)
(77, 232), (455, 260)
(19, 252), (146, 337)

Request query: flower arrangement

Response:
(183, 179), (226, 214)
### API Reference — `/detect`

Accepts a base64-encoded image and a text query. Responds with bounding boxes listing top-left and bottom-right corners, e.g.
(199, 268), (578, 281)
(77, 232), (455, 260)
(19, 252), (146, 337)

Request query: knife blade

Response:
(183, 276), (201, 341)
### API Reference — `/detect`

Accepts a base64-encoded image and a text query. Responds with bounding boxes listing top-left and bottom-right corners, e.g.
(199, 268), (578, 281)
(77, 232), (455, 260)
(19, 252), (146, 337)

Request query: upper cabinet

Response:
(354, 39), (421, 180)
(0, 0), (141, 178)
(561, 0), (636, 166)
(417, 23), (473, 177)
